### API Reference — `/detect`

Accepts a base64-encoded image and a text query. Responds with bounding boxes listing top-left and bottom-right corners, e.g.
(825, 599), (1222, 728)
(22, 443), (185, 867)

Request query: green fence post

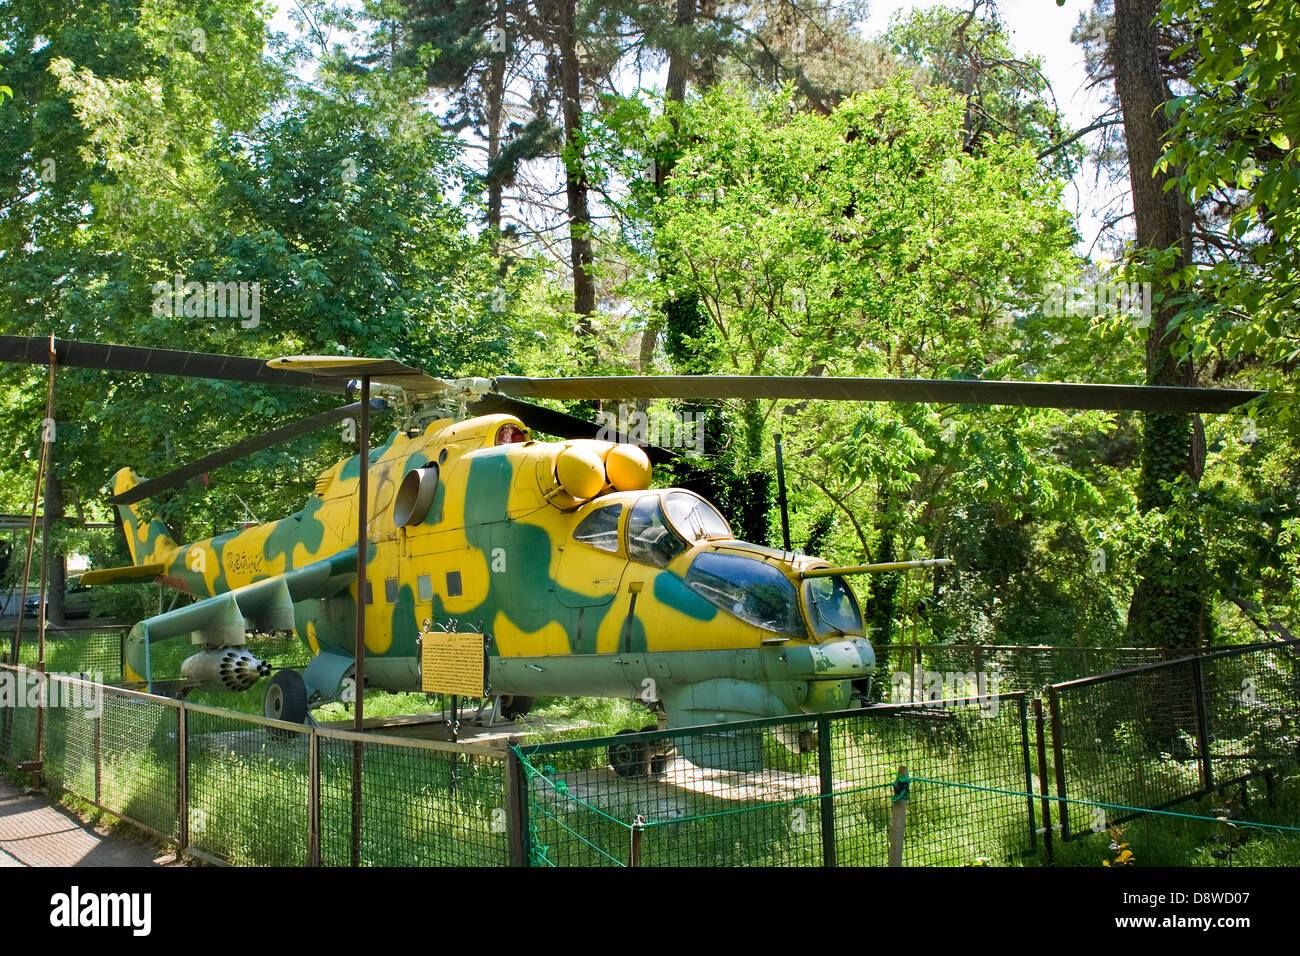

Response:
(177, 703), (188, 851)
(1017, 694), (1036, 851)
(1192, 656), (1214, 792)
(817, 715), (836, 867)
(1033, 696), (1054, 864)
(308, 728), (321, 867)
(1047, 686), (1069, 840)
(505, 743), (530, 867)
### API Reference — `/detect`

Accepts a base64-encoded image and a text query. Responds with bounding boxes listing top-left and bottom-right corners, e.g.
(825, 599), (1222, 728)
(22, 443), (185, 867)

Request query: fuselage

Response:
(118, 413), (876, 724)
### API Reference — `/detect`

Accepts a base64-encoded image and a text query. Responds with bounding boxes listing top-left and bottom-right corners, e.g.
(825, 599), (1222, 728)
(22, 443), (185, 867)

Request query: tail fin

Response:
(112, 467), (179, 566)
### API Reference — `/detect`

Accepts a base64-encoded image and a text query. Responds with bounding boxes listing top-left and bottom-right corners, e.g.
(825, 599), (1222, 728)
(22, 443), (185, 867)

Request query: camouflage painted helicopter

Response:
(0, 336), (1261, 772)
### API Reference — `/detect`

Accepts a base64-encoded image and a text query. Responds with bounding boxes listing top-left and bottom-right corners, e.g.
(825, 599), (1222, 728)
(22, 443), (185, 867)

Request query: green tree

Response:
(0, 3), (518, 558)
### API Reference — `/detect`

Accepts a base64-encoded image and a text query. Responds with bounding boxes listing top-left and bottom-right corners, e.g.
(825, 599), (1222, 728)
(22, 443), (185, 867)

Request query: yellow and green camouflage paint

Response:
(107, 412), (877, 727)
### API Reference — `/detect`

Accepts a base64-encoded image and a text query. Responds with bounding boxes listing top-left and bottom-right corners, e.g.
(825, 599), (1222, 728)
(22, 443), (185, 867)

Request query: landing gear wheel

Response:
(264, 670), (308, 725)
(609, 729), (650, 778)
(643, 724), (676, 775)
(499, 695), (534, 720)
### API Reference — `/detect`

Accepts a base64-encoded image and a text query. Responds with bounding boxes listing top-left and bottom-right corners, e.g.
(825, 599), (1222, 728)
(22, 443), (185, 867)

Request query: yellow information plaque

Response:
(419, 633), (487, 695)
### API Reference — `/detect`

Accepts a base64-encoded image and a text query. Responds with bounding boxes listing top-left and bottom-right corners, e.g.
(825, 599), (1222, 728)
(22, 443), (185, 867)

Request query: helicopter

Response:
(0, 335), (1261, 773)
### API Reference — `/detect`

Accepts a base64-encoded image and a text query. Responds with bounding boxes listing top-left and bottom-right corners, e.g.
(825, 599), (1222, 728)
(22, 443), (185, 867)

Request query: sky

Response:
(267, 0), (1126, 256)
(867, 0), (1125, 252)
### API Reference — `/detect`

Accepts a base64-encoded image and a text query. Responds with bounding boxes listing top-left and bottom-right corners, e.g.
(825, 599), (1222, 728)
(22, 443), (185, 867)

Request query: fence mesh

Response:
(0, 664), (39, 768)
(6, 627), (127, 682)
(829, 696), (1036, 866)
(317, 734), (509, 866)
(97, 684), (180, 840)
(1048, 640), (1300, 843)
(517, 693), (1036, 867)
(145, 631), (313, 686)
(40, 676), (97, 800)
(2, 626), (317, 688)
(875, 643), (1164, 696)
(1200, 643), (1300, 778)
(185, 706), (310, 866)
(4, 641), (1298, 868)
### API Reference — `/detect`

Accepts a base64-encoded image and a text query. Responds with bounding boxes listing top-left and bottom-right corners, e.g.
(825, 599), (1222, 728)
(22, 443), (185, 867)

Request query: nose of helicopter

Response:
(808, 635), (876, 674)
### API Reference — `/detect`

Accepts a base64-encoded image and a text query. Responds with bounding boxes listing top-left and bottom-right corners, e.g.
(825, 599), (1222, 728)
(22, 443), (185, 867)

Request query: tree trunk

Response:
(1113, 0), (1211, 658)
(486, 0), (507, 247)
(555, 0), (598, 361)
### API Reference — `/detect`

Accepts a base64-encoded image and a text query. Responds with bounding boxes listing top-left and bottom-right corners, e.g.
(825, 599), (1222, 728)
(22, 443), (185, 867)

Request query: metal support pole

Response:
(1047, 686), (1069, 839)
(629, 814), (644, 867)
(93, 708), (102, 807)
(774, 433), (791, 553)
(1033, 697), (1054, 863)
(177, 704), (189, 852)
(351, 376), (370, 868)
(888, 764), (908, 867)
(10, 340), (56, 670)
(505, 740), (529, 866)
(1017, 694), (1037, 850)
(308, 729), (321, 867)
(354, 376), (370, 730)
(29, 341), (57, 783)
(1190, 656), (1214, 791)
(816, 716), (836, 866)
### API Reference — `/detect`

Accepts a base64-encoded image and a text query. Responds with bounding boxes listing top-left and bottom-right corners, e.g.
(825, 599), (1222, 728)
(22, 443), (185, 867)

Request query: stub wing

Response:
(124, 549), (357, 686)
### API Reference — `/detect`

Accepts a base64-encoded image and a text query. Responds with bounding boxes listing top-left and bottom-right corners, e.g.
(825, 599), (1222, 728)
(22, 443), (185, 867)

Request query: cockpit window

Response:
(626, 497), (687, 568)
(573, 503), (623, 552)
(684, 552), (804, 638)
(803, 576), (864, 636)
(663, 492), (732, 542)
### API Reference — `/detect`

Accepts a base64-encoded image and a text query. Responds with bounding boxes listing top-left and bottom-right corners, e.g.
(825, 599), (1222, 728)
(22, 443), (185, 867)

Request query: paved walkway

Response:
(0, 778), (179, 867)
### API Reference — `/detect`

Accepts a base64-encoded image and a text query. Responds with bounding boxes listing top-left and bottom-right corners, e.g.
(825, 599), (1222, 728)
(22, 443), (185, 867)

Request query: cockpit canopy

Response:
(569, 488), (864, 641)
(571, 490), (731, 568)
(684, 551), (804, 637)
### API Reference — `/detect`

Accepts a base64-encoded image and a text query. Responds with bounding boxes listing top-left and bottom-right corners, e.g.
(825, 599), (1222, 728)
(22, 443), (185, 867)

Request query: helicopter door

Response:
(554, 502), (626, 609)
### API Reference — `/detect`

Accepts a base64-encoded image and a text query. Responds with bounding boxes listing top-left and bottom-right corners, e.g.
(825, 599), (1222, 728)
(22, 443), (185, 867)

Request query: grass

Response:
(4, 635), (1299, 867)
(12, 696), (1300, 867)
(1045, 773), (1300, 867)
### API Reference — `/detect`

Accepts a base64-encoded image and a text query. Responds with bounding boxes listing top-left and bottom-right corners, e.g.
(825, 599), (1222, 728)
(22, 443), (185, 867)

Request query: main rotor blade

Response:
(109, 400), (387, 505)
(493, 376), (1262, 414)
(0, 336), (344, 392)
(267, 355), (449, 394)
(468, 394), (678, 463)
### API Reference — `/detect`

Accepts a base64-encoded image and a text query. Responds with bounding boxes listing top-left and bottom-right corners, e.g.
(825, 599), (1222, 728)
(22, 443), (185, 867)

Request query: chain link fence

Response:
(3, 640), (1297, 867)
(4, 625), (128, 682)
(2, 625), (315, 687)
(515, 691), (1037, 867)
(875, 643), (1165, 697)
(1045, 639), (1300, 844)
(0, 662), (509, 867)
(317, 730), (509, 866)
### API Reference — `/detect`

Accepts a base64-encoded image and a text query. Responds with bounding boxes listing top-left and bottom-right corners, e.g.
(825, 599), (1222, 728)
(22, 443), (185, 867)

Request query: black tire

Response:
(609, 728), (649, 778)
(264, 669), (308, 725)
(499, 695), (534, 720)
(643, 724), (676, 774)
